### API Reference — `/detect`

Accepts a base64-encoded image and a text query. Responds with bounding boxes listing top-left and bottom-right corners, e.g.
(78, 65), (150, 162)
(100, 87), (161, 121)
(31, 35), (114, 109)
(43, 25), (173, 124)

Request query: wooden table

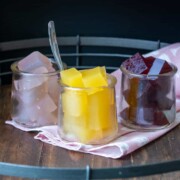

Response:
(0, 84), (180, 180)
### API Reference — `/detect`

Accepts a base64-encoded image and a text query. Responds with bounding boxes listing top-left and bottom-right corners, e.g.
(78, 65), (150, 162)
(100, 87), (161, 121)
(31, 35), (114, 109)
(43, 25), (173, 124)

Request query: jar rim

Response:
(60, 74), (117, 90)
(11, 59), (60, 77)
(120, 61), (178, 79)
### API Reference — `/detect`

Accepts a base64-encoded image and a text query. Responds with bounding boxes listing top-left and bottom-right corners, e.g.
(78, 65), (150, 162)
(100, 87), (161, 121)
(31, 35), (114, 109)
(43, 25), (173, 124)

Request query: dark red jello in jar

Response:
(119, 53), (177, 130)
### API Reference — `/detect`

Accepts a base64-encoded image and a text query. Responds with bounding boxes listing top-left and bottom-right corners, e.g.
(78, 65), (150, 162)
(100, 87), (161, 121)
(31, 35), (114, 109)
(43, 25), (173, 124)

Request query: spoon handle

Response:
(48, 21), (64, 71)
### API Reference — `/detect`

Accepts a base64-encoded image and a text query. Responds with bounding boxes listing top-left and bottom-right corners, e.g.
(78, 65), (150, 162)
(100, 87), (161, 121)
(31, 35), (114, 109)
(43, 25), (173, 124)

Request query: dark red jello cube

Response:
(150, 75), (172, 95)
(153, 111), (171, 126)
(145, 82), (174, 110)
(141, 56), (155, 74)
(120, 107), (153, 126)
(123, 78), (151, 107)
(120, 107), (170, 127)
(122, 53), (147, 74)
(142, 56), (173, 74)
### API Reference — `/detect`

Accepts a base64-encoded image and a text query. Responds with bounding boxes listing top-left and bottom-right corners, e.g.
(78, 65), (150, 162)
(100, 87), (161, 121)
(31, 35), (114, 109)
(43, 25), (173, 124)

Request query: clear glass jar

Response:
(11, 60), (60, 128)
(119, 62), (177, 130)
(58, 74), (118, 144)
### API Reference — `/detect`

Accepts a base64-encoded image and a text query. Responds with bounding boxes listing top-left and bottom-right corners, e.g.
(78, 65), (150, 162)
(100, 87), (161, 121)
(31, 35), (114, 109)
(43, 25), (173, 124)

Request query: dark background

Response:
(1, 0), (180, 43)
(1, 0), (180, 85)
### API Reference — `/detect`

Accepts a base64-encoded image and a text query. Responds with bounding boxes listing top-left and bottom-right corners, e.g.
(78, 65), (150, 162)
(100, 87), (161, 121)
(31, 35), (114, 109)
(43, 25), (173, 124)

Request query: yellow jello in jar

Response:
(59, 66), (118, 144)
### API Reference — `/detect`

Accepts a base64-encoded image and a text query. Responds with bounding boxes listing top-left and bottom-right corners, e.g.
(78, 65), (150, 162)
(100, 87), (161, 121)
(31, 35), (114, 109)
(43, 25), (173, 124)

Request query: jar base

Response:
(58, 128), (118, 145)
(13, 119), (42, 128)
(121, 119), (174, 131)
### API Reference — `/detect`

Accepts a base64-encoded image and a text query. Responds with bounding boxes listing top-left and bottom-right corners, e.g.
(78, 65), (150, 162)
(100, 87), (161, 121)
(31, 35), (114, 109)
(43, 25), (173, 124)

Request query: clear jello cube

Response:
(18, 51), (55, 73)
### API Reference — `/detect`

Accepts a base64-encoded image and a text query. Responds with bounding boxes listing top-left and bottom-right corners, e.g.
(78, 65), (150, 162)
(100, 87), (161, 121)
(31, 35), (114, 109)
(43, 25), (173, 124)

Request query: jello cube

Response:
(123, 77), (150, 107)
(122, 53), (148, 74)
(60, 68), (84, 87)
(120, 107), (155, 126)
(72, 125), (103, 144)
(18, 51), (55, 72)
(77, 129), (103, 144)
(63, 113), (104, 144)
(87, 88), (115, 130)
(148, 58), (167, 75)
(63, 113), (88, 134)
(142, 56), (173, 75)
(160, 61), (173, 74)
(120, 106), (171, 127)
(99, 66), (107, 78)
(153, 111), (170, 126)
(141, 56), (167, 74)
(14, 74), (48, 91)
(141, 56), (155, 74)
(151, 76), (172, 97)
(36, 94), (57, 113)
(81, 66), (108, 88)
(61, 89), (88, 116)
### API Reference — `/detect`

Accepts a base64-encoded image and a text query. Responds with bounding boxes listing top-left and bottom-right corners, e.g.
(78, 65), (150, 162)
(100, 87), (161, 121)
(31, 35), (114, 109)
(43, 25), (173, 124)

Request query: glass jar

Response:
(58, 74), (118, 144)
(119, 62), (177, 130)
(11, 60), (60, 128)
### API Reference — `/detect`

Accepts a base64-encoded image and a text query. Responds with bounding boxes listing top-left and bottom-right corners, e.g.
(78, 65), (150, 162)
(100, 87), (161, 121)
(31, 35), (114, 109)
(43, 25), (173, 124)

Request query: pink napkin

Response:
(5, 115), (180, 159)
(6, 43), (180, 159)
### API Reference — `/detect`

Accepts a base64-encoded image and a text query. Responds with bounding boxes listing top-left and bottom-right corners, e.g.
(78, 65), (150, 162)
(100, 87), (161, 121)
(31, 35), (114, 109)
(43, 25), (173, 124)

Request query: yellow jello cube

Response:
(70, 124), (103, 144)
(100, 66), (107, 79)
(87, 87), (115, 130)
(63, 113), (88, 133)
(63, 113), (103, 144)
(61, 89), (88, 116)
(81, 66), (108, 88)
(77, 128), (103, 144)
(60, 68), (84, 87)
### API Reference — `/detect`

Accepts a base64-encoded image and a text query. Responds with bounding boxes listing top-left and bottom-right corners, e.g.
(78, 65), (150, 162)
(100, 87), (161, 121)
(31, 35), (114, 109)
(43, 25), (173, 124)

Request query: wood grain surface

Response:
(0, 85), (180, 180)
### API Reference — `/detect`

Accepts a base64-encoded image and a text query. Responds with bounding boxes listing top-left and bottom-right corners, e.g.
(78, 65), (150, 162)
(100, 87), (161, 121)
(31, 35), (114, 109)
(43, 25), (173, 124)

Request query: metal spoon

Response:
(48, 21), (64, 71)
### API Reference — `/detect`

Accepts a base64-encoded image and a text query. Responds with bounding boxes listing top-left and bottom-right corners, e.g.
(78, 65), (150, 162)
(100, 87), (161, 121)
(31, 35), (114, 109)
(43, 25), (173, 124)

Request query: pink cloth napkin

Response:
(5, 115), (180, 159)
(6, 43), (180, 159)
